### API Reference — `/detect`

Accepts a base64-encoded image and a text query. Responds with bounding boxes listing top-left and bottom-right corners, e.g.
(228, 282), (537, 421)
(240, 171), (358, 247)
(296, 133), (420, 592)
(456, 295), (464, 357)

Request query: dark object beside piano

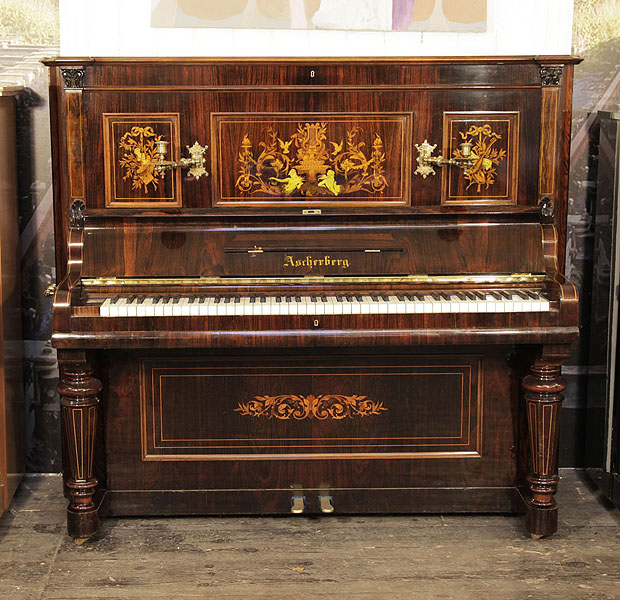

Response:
(45, 57), (580, 540)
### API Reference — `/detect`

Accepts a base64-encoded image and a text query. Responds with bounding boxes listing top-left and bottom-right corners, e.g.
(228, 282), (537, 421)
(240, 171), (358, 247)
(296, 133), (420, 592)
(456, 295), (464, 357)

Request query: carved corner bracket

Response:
(61, 68), (85, 89)
(540, 66), (563, 86)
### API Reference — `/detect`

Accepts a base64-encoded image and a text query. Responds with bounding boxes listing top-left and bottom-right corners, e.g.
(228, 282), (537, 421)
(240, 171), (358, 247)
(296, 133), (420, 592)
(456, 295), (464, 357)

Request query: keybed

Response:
(99, 291), (550, 317)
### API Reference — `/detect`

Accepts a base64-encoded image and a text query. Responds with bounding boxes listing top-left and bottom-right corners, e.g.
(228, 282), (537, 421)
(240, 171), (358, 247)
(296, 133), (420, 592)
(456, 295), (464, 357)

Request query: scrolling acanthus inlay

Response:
(453, 124), (507, 192)
(234, 394), (387, 420)
(235, 122), (388, 197)
(118, 126), (163, 193)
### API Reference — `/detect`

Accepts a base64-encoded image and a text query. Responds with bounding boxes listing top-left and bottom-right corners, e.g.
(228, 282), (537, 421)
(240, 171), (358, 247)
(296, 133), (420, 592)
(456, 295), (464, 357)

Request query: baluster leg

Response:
(522, 346), (569, 538)
(57, 349), (101, 540)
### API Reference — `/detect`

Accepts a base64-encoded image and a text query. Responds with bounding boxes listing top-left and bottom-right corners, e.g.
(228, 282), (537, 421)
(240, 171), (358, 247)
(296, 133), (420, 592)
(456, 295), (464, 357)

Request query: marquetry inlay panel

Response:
(103, 113), (182, 208)
(442, 112), (520, 205)
(211, 112), (412, 206)
(140, 355), (482, 460)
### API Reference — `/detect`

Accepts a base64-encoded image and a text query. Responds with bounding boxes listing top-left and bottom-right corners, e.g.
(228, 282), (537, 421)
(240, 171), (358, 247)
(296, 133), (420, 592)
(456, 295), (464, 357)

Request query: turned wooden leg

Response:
(522, 346), (568, 538)
(57, 350), (101, 540)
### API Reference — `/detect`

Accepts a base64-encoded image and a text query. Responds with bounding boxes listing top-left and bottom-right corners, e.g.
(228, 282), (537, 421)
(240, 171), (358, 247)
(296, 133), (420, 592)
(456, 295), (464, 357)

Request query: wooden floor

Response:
(0, 470), (618, 599)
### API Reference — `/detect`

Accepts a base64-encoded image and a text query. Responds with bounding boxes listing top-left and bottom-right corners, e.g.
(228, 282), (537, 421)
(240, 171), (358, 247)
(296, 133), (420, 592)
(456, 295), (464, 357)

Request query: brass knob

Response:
(44, 283), (57, 297)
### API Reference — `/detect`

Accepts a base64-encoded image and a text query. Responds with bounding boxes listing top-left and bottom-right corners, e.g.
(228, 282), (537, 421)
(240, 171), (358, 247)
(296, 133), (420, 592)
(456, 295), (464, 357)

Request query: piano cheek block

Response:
(47, 56), (579, 540)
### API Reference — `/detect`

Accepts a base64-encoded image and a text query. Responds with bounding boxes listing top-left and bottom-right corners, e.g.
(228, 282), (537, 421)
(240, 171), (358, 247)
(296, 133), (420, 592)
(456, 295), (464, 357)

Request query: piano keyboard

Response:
(99, 292), (550, 317)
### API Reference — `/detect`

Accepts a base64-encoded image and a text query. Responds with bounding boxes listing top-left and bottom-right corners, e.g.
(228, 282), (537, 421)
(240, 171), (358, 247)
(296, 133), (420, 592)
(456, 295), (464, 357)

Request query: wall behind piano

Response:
(60, 0), (573, 56)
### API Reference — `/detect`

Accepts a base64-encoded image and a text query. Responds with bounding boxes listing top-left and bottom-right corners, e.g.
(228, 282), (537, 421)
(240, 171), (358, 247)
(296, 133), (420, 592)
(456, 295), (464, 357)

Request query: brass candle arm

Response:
(414, 139), (477, 178)
(151, 140), (208, 179)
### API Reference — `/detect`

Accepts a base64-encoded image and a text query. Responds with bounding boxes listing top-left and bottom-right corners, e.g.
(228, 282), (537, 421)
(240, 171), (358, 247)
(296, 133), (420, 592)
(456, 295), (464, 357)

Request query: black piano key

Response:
(250, 297), (256, 303)
(172, 297), (180, 304)
(336, 296), (343, 302)
(198, 297), (206, 304)
(397, 294), (405, 301)
(526, 291), (538, 299)
(286, 296), (292, 303)
(260, 296), (266, 303)
(137, 297), (145, 304)
(501, 291), (512, 299)
(276, 296), (282, 303)
(188, 297), (195, 304)
(440, 293), (451, 301)
(214, 297), (221, 304)
(311, 296), (317, 303)
(414, 294), (425, 301)
(234, 297), (240, 303)
(110, 296), (120, 305)
(371, 295), (379, 302)
(381, 294), (390, 301)
(321, 296), (328, 302)
(456, 292), (467, 300)
(475, 292), (485, 300)
(356, 295), (363, 301)
(295, 296), (301, 302)
(515, 291), (527, 299)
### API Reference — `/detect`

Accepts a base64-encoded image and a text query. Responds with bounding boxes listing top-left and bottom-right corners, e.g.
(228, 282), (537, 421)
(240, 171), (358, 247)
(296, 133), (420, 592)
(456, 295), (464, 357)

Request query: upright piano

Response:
(45, 57), (580, 540)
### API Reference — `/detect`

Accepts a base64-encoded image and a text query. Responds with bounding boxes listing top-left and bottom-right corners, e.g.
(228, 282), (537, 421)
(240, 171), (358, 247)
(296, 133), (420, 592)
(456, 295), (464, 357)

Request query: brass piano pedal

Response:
(318, 495), (334, 514)
(291, 496), (306, 514)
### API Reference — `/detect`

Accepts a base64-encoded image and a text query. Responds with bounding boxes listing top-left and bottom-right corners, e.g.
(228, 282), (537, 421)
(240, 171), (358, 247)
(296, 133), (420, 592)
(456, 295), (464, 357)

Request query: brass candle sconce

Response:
(414, 139), (476, 179)
(151, 140), (208, 179)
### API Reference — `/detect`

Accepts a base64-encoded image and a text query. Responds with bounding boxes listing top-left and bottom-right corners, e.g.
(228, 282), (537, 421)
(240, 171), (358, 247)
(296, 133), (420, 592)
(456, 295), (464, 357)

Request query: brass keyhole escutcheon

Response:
(313, 319), (319, 327)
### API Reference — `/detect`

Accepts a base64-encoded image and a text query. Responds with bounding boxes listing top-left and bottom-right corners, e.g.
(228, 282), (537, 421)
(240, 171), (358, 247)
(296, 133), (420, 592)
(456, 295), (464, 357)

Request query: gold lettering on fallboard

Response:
(282, 255), (350, 270)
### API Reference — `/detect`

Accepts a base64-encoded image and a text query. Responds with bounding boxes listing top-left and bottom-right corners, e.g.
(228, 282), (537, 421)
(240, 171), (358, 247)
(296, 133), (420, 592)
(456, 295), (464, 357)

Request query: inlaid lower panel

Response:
(140, 355), (482, 460)
(211, 112), (412, 206)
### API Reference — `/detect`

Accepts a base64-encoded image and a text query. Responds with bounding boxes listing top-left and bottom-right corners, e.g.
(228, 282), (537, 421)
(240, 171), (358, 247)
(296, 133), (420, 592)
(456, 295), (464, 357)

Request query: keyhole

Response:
(310, 70), (315, 78)
(313, 319), (319, 327)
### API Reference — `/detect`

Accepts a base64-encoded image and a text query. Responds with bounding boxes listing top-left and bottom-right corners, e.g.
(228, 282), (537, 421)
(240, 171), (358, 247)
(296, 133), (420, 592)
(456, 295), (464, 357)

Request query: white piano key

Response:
(152, 299), (163, 317)
(162, 299), (173, 317)
(116, 298), (129, 317)
(125, 298), (137, 317)
(171, 300), (183, 316)
(233, 299), (245, 316)
(100, 298), (111, 317)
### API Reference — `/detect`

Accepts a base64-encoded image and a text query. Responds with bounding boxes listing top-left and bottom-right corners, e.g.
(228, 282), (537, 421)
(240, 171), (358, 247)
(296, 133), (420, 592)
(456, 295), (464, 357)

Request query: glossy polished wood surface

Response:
(46, 57), (580, 539)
